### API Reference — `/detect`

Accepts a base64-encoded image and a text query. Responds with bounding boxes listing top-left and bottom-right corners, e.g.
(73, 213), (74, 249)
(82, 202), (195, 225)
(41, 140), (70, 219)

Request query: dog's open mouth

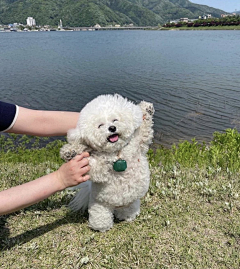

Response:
(107, 134), (119, 143)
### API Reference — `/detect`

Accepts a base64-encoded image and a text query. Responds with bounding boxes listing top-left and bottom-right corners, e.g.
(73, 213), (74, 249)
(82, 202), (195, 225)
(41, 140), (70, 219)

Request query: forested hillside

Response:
(0, 0), (227, 26)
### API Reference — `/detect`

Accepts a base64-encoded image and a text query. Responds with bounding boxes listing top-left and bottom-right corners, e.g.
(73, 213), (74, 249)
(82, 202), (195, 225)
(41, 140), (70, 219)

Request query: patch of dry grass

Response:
(1, 161), (240, 268)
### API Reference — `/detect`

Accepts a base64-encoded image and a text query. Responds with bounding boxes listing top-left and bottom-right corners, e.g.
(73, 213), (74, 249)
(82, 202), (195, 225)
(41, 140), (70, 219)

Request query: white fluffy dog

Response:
(60, 94), (154, 232)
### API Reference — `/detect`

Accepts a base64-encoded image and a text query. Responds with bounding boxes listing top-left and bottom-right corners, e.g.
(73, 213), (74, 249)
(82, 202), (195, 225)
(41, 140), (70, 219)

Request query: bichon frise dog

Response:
(60, 94), (154, 232)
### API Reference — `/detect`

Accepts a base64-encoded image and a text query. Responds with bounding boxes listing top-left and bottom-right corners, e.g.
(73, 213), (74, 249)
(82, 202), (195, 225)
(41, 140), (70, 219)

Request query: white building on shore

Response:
(26, 17), (36, 27)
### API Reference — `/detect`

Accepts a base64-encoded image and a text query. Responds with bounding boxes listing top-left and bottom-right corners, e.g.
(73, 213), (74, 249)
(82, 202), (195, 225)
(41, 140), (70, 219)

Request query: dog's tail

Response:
(68, 181), (91, 212)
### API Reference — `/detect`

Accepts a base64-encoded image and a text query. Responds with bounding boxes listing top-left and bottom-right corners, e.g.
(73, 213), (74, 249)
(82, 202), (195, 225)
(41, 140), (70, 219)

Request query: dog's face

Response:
(69, 94), (143, 152)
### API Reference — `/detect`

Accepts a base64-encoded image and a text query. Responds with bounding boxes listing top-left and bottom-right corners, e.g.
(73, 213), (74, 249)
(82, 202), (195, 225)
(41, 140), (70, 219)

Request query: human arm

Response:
(7, 106), (80, 136)
(0, 153), (90, 216)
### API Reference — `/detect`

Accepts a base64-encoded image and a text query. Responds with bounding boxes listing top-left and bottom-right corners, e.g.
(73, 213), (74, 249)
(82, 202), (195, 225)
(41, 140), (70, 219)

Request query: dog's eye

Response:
(98, 124), (104, 128)
(113, 119), (118, 122)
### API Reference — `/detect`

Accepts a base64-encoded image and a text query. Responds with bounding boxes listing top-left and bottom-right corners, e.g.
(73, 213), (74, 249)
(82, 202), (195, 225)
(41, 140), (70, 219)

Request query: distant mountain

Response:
(0, 0), (227, 27)
(128, 0), (227, 22)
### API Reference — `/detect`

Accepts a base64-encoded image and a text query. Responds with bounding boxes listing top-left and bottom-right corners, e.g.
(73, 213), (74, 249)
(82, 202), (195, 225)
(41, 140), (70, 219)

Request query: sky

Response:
(190, 0), (240, 12)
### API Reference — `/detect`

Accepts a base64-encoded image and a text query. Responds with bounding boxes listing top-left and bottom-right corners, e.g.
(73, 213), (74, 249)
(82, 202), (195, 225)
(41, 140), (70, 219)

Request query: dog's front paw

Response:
(63, 150), (77, 161)
(60, 144), (77, 162)
(139, 101), (154, 120)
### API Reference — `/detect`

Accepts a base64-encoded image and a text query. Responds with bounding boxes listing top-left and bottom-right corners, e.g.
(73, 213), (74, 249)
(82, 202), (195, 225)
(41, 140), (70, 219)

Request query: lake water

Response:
(0, 30), (240, 146)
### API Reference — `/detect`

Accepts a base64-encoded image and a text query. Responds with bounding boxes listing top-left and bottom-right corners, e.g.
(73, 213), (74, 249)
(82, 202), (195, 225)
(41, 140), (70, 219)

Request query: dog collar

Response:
(112, 141), (130, 172)
(113, 159), (127, 172)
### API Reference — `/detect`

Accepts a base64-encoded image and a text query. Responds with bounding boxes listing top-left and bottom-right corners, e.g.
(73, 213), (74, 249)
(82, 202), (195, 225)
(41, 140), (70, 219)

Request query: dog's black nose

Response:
(108, 126), (116, 133)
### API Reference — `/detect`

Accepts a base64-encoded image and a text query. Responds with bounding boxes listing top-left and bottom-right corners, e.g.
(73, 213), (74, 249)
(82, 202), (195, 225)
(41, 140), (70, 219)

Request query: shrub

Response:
(149, 129), (240, 172)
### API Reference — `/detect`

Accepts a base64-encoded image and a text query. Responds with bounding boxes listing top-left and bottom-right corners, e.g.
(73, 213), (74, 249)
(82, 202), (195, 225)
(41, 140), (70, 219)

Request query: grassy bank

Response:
(0, 130), (240, 268)
(160, 25), (240, 30)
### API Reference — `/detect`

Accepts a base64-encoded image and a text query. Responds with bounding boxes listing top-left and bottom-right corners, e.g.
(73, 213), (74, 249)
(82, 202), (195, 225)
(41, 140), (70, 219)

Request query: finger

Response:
(81, 165), (90, 174)
(78, 158), (89, 168)
(81, 151), (90, 158)
(81, 175), (90, 182)
(72, 153), (89, 162)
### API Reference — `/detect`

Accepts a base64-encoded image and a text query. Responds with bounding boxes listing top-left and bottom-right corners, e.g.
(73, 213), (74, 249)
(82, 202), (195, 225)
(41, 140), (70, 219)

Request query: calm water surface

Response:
(0, 30), (240, 146)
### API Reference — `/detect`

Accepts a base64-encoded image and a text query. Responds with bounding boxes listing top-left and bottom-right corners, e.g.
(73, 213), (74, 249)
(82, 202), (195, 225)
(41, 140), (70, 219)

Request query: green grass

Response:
(161, 25), (240, 30)
(1, 130), (240, 268)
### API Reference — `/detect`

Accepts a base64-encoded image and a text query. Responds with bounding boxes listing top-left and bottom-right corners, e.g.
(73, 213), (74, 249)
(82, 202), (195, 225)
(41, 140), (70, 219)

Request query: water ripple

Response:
(0, 31), (240, 146)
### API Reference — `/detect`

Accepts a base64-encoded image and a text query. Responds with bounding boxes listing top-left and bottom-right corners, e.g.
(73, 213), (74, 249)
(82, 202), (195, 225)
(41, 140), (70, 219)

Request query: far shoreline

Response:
(1, 25), (240, 33)
(159, 25), (240, 31)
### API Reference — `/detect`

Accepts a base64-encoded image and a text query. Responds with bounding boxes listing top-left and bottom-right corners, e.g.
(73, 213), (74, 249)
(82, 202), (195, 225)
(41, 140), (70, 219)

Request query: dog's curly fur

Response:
(60, 94), (154, 232)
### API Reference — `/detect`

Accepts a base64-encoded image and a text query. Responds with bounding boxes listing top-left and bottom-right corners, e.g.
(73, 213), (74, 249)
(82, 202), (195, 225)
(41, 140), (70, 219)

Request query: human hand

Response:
(56, 152), (90, 190)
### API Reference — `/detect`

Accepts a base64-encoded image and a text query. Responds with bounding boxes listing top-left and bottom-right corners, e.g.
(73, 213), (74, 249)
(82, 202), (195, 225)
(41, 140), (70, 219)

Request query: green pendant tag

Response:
(113, 159), (127, 172)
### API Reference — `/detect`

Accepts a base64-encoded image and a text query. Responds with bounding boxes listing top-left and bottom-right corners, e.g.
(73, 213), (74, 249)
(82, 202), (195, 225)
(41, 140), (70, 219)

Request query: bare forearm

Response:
(0, 172), (62, 215)
(0, 154), (90, 216)
(8, 107), (79, 136)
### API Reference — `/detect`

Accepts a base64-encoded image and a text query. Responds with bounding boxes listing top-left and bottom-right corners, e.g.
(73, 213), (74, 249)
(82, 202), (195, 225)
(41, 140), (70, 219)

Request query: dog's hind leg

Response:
(114, 199), (141, 222)
(88, 201), (114, 232)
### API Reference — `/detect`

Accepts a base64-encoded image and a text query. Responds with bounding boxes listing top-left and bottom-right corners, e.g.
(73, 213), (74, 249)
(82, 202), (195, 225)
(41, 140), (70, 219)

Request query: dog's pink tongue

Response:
(109, 134), (119, 143)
